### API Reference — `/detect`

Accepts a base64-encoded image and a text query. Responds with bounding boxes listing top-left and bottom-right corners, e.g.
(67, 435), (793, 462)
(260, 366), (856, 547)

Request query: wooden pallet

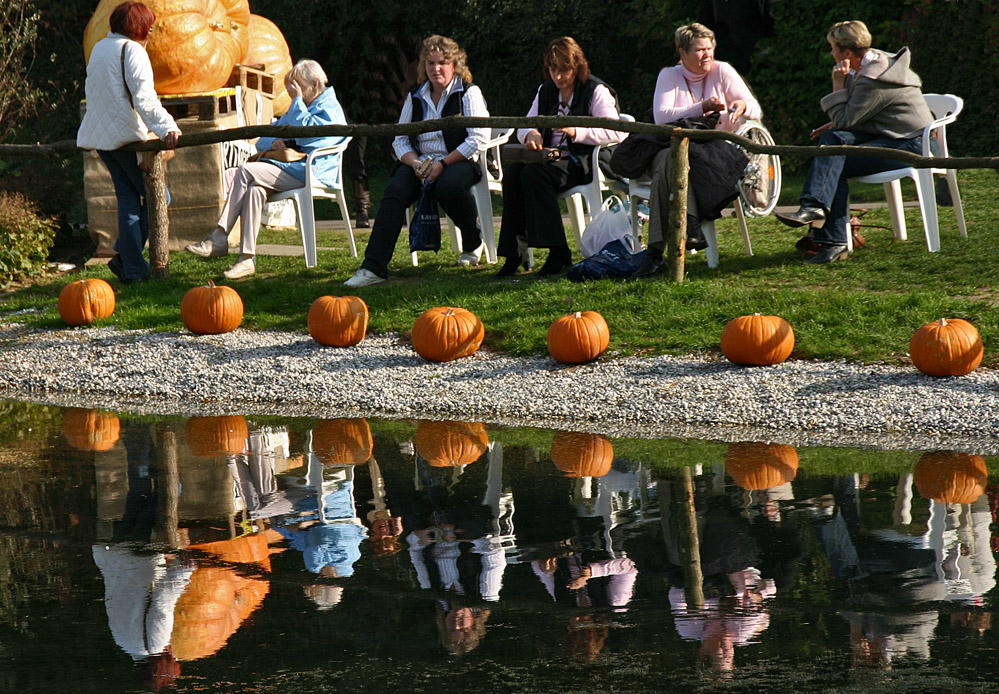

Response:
(227, 64), (278, 97)
(160, 89), (239, 121)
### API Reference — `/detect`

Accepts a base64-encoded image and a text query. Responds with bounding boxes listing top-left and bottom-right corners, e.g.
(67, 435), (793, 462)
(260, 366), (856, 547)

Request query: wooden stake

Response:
(666, 135), (689, 283)
(676, 466), (704, 608)
(143, 152), (170, 280)
(155, 426), (180, 550)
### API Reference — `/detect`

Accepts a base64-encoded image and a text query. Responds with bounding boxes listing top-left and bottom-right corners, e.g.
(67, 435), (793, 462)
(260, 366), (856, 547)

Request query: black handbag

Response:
(500, 143), (562, 165)
(609, 111), (720, 179)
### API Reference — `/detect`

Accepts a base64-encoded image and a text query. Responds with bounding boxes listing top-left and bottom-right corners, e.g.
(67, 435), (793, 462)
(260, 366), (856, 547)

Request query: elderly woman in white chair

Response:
(185, 59), (347, 279)
(633, 22), (761, 278)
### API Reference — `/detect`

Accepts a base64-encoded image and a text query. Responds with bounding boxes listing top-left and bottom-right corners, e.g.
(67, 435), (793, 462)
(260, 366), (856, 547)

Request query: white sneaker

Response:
(344, 268), (385, 288)
(223, 255), (255, 279)
(185, 229), (229, 257)
(458, 242), (486, 267)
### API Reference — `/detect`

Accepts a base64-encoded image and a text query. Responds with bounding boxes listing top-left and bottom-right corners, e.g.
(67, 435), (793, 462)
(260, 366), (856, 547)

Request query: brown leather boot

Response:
(352, 181), (370, 228)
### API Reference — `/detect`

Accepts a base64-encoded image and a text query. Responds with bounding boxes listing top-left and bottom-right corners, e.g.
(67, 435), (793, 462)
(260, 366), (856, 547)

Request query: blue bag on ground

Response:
(409, 182), (441, 252)
(565, 235), (646, 281)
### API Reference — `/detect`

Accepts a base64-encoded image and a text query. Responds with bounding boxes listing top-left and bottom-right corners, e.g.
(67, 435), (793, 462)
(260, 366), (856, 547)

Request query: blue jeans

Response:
(801, 130), (922, 245)
(99, 149), (150, 280)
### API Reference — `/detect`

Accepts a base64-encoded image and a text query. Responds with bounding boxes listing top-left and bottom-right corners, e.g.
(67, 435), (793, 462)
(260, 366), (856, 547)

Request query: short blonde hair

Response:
(419, 35), (473, 84)
(675, 23), (715, 53)
(287, 59), (328, 88)
(827, 21), (872, 53)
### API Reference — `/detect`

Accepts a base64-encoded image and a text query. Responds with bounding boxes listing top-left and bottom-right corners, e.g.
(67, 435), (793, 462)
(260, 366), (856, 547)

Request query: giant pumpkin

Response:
(724, 441), (799, 490)
(415, 420), (489, 467)
(244, 14), (293, 115)
(914, 450), (989, 504)
(550, 431), (614, 478)
(312, 418), (373, 465)
(83, 0), (251, 94)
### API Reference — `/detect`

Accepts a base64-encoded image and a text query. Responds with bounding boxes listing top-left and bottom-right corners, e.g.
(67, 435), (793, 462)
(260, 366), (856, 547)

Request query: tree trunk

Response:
(666, 135), (689, 284)
(675, 466), (704, 608)
(143, 153), (170, 280)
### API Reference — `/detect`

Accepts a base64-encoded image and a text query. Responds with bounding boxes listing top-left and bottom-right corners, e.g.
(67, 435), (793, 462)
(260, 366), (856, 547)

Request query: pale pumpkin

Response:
(724, 441), (799, 490)
(550, 431), (614, 478)
(308, 295), (368, 347)
(415, 420), (489, 467)
(181, 280), (243, 335)
(312, 418), (373, 465)
(914, 450), (988, 504)
(547, 311), (610, 364)
(62, 408), (121, 452)
(411, 307), (484, 362)
(186, 415), (248, 457)
(244, 14), (293, 115)
(58, 278), (115, 326)
(721, 313), (795, 366)
(83, 0), (251, 94)
(910, 318), (984, 377)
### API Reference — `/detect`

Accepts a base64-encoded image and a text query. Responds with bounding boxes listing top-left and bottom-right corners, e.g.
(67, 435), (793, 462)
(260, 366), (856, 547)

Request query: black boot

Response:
(537, 244), (572, 276)
(631, 245), (664, 278)
(352, 181), (370, 228)
(686, 214), (708, 251)
(496, 255), (526, 277)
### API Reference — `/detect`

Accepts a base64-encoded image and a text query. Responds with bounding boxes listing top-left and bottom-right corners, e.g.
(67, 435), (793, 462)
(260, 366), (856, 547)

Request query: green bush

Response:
(0, 192), (56, 288)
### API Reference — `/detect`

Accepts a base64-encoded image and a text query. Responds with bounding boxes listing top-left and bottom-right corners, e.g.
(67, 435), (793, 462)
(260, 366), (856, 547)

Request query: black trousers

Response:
(360, 161), (481, 278)
(497, 159), (587, 256)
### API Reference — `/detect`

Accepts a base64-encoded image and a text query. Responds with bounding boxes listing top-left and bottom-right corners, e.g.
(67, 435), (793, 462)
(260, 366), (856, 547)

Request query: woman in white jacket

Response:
(77, 1), (180, 284)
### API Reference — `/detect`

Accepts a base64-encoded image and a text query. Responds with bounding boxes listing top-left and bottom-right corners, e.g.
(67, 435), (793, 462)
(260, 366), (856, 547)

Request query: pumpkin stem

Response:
(206, 279), (216, 289)
(573, 311), (582, 318)
(938, 318), (948, 326)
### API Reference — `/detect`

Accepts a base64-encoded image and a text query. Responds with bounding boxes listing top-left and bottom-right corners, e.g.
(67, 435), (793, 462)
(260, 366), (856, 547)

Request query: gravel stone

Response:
(1, 323), (997, 453)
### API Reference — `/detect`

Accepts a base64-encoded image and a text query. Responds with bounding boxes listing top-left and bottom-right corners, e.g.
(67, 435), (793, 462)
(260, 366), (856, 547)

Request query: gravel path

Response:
(1, 323), (997, 454)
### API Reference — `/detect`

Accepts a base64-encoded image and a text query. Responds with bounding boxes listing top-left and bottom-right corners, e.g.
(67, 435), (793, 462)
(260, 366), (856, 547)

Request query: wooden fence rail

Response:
(3, 116), (995, 282)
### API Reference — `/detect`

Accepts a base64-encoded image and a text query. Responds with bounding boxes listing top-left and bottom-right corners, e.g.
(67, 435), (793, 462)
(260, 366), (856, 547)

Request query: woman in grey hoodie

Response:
(775, 20), (934, 263)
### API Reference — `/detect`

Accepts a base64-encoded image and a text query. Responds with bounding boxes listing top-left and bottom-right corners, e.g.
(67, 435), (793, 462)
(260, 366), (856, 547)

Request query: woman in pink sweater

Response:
(635, 23), (761, 277)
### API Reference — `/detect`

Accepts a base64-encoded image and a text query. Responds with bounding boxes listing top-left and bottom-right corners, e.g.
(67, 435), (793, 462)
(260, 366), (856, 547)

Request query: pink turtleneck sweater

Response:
(652, 61), (761, 132)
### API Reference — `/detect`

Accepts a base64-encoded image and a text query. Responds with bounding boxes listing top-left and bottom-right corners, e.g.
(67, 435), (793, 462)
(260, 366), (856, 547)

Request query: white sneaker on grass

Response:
(458, 242), (486, 267)
(344, 268), (385, 288)
(223, 255), (255, 279)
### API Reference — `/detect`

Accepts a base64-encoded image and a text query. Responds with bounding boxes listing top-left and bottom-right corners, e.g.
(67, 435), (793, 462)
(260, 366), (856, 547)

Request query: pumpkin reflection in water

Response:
(62, 408), (121, 452)
(312, 418), (373, 465)
(171, 530), (282, 661)
(724, 442), (799, 490)
(185, 415), (249, 458)
(550, 431), (614, 478)
(914, 450), (989, 504)
(414, 420), (488, 467)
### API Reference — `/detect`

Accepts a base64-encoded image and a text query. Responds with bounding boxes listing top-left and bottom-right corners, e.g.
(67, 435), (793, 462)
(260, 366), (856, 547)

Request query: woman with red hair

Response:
(78, 1), (180, 284)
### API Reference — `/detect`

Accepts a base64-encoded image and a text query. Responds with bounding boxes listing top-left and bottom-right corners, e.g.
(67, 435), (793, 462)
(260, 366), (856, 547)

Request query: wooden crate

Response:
(227, 64), (278, 97)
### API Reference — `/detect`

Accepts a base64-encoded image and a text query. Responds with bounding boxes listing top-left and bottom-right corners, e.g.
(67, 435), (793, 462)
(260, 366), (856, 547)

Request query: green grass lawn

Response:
(3, 169), (997, 366)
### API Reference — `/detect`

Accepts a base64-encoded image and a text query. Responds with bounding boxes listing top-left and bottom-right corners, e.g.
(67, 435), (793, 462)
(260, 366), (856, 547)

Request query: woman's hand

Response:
(831, 59), (850, 91)
(164, 131), (180, 150)
(286, 78), (302, 100)
(425, 160), (445, 183)
(524, 129), (544, 150)
(702, 95), (726, 114)
(728, 100), (747, 120)
(270, 138), (289, 151)
(567, 566), (592, 590)
(553, 126), (576, 140)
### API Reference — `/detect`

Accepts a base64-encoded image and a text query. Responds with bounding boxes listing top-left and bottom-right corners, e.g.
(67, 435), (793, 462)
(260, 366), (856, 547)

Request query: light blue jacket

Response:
(258, 86), (347, 187)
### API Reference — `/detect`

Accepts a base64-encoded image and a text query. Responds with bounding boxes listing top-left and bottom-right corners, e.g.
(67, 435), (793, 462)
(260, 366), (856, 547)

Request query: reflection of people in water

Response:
(434, 601), (491, 655)
(364, 455), (405, 559)
(226, 424), (294, 520)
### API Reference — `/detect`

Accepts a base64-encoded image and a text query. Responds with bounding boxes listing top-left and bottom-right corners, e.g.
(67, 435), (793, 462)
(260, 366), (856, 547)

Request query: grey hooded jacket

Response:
(819, 47), (934, 139)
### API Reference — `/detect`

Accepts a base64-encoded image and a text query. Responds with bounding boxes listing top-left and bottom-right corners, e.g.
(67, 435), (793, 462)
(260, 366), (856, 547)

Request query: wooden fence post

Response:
(143, 153), (170, 280)
(675, 465), (704, 608)
(666, 134), (689, 283)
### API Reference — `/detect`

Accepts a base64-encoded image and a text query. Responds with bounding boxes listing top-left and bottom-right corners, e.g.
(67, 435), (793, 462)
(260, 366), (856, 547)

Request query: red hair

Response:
(109, 2), (156, 42)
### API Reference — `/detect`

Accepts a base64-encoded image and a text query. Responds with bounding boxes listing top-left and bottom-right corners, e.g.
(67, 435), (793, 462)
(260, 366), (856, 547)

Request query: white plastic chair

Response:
(627, 120), (782, 268)
(849, 93), (966, 252)
(410, 128), (513, 266)
(556, 114), (634, 253)
(268, 138), (355, 268)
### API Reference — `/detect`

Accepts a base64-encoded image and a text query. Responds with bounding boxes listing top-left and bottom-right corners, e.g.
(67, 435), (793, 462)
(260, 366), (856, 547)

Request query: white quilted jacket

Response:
(77, 33), (178, 151)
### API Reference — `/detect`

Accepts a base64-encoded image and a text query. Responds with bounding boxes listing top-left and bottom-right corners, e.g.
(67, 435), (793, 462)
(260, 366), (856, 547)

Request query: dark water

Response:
(0, 400), (997, 693)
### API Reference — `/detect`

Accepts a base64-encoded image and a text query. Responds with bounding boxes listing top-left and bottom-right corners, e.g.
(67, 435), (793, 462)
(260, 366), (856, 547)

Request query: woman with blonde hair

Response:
(344, 35), (490, 287)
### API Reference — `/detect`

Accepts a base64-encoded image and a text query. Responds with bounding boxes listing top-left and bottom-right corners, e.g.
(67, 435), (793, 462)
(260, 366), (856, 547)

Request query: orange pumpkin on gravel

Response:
(914, 450), (988, 504)
(186, 415), (248, 457)
(83, 0), (250, 94)
(547, 311), (610, 364)
(414, 420), (489, 467)
(721, 313), (795, 366)
(308, 295), (368, 347)
(58, 278), (115, 326)
(181, 280), (243, 335)
(312, 418), (373, 465)
(62, 408), (121, 452)
(909, 318), (984, 377)
(244, 14), (293, 114)
(411, 307), (484, 362)
(550, 431), (614, 478)
(724, 441), (799, 490)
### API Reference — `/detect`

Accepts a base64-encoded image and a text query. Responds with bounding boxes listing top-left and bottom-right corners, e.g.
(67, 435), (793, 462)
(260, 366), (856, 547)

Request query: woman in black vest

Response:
(345, 35), (490, 288)
(496, 37), (626, 277)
